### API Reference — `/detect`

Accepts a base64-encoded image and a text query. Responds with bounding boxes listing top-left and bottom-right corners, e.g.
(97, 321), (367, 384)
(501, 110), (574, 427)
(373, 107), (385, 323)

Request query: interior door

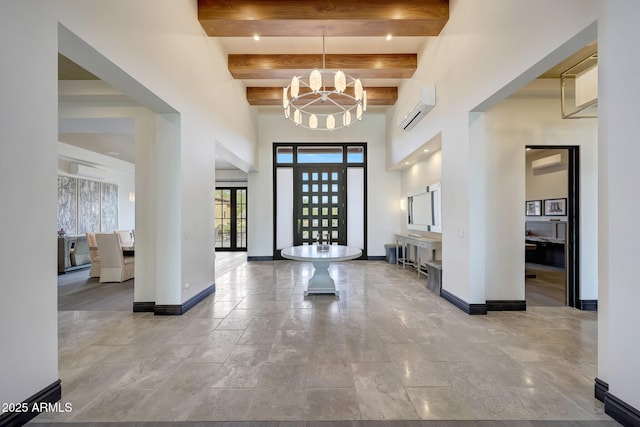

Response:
(294, 166), (346, 246)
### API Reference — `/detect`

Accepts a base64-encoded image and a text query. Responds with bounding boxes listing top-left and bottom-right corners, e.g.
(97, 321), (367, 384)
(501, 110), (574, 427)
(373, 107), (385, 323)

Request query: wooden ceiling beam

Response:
(229, 54), (417, 79)
(198, 0), (449, 37)
(247, 86), (398, 106)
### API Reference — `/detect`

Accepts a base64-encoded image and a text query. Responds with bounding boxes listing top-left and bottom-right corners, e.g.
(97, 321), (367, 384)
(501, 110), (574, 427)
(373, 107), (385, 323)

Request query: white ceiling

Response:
(58, 116), (136, 162)
(215, 157), (239, 171)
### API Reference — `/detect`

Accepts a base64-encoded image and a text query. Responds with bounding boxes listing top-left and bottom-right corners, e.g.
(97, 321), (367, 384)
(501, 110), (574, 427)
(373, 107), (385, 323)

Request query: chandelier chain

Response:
(322, 36), (326, 70)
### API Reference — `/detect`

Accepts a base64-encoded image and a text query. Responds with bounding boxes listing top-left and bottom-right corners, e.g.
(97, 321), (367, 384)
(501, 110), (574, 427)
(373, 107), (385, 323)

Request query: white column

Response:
(598, 0), (640, 409)
(154, 113), (182, 305)
(133, 110), (157, 303)
(441, 114), (485, 303)
(0, 2), (58, 406)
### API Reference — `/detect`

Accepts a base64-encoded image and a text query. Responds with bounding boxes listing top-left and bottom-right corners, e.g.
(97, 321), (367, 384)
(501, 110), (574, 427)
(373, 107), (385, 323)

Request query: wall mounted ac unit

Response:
(531, 153), (562, 170)
(69, 163), (106, 180)
(399, 85), (436, 131)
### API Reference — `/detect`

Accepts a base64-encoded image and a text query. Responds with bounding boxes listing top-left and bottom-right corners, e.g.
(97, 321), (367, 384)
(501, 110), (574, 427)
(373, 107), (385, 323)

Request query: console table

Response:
(395, 234), (442, 277)
(281, 245), (362, 297)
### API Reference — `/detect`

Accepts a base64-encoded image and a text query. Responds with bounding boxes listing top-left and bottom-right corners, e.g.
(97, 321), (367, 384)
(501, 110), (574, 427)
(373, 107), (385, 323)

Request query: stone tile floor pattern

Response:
(32, 259), (612, 423)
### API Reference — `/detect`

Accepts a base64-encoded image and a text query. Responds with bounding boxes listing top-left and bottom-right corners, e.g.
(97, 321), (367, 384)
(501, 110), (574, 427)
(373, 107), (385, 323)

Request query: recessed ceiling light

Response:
(107, 151), (121, 156)
(386, 34), (393, 41)
(253, 35), (260, 41)
(405, 161), (409, 165)
(423, 149), (429, 152)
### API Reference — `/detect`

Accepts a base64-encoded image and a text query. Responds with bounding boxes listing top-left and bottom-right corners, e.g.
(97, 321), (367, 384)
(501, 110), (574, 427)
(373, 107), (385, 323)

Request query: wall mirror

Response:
(407, 183), (441, 232)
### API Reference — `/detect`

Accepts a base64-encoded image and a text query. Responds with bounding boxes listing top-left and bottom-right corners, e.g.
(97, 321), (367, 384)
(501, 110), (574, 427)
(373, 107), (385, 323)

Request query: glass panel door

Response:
(294, 166), (345, 246)
(215, 187), (247, 251)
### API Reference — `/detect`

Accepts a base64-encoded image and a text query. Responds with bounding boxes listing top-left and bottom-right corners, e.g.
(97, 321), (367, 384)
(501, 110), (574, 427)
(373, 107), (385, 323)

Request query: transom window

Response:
(276, 144), (366, 165)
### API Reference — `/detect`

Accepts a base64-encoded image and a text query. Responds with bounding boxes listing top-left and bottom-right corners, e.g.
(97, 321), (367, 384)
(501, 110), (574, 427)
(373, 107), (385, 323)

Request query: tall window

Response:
(215, 187), (247, 251)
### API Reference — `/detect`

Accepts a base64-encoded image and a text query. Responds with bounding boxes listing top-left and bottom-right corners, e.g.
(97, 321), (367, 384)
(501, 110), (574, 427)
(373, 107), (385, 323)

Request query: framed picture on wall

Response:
(525, 200), (542, 216)
(544, 198), (567, 216)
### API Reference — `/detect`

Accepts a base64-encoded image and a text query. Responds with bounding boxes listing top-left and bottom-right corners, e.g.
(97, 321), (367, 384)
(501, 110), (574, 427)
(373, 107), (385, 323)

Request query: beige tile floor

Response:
(33, 257), (613, 423)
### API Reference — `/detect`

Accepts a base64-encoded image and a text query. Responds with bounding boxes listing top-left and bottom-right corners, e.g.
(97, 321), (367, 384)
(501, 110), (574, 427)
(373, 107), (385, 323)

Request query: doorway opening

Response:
(525, 146), (579, 307)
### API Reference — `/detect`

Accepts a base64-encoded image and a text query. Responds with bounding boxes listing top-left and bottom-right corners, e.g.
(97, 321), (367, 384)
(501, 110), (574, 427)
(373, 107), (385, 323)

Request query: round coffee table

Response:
(281, 245), (362, 296)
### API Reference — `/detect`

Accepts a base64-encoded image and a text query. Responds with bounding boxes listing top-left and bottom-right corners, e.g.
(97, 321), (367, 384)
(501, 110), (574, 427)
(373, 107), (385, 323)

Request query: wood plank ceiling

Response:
(198, 0), (449, 106)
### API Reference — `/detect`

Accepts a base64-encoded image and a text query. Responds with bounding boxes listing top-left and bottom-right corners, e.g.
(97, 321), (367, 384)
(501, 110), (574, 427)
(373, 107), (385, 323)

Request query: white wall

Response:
(2, 0), (639, 417)
(0, 0), (258, 406)
(56, 0), (258, 304)
(57, 2), (256, 166)
(526, 148), (569, 214)
(249, 109), (401, 258)
(0, 2), (58, 408)
(598, 0), (640, 410)
(216, 169), (248, 186)
(484, 84), (597, 302)
(387, 0), (600, 304)
(386, 0), (638, 412)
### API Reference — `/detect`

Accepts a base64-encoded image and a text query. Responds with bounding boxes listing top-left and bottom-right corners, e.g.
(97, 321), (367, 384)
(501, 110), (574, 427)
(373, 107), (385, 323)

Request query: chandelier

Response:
(282, 38), (367, 130)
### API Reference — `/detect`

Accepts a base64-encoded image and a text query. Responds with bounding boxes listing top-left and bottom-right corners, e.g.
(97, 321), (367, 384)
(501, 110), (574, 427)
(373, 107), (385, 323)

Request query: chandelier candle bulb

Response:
(344, 110), (351, 127)
(309, 114), (318, 129)
(327, 115), (335, 130)
(335, 70), (346, 93)
(291, 76), (300, 98)
(355, 79), (363, 101)
(309, 69), (322, 92)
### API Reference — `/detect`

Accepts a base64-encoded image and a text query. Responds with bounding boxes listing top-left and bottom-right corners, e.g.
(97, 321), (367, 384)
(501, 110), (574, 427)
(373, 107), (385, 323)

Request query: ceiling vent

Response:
(399, 85), (436, 131)
(69, 163), (106, 180)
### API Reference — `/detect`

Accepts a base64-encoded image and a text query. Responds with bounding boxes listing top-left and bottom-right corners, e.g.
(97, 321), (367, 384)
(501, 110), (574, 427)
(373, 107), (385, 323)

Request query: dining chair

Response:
(95, 233), (134, 283)
(115, 229), (134, 248)
(86, 232), (101, 278)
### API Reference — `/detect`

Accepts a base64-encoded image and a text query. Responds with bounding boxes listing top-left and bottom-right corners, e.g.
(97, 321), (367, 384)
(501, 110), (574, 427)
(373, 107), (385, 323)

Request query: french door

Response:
(294, 166), (346, 246)
(214, 187), (247, 251)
